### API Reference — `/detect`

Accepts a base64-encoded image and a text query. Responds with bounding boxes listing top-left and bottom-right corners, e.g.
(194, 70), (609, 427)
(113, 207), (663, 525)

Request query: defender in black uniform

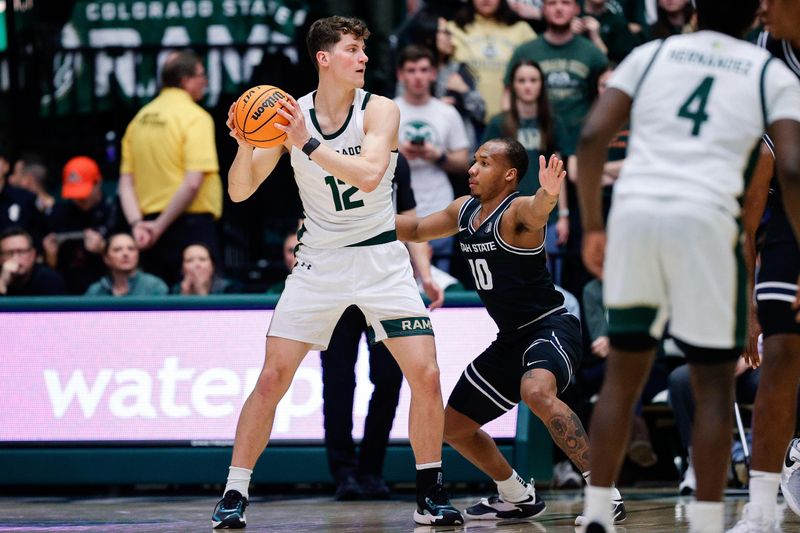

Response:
(396, 138), (626, 523)
(731, 26), (800, 529)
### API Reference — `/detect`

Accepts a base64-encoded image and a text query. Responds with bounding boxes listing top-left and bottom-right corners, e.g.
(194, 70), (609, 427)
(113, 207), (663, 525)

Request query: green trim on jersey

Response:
(607, 306), (658, 335)
(346, 229), (397, 247)
(734, 221), (747, 349)
(361, 92), (372, 110)
(296, 222), (307, 250)
(367, 316), (434, 344)
(759, 57), (772, 130)
(309, 96), (355, 140)
(633, 39), (667, 99)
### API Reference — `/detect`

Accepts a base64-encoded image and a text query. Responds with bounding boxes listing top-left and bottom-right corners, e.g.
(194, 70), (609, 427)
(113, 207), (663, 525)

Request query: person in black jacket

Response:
(0, 226), (64, 296)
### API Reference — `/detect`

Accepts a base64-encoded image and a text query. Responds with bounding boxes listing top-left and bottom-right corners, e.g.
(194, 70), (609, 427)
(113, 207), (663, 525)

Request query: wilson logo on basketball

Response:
(251, 91), (286, 121)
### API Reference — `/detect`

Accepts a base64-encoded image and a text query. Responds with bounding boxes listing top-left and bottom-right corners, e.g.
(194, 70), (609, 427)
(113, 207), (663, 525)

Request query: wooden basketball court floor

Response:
(1, 488), (798, 532)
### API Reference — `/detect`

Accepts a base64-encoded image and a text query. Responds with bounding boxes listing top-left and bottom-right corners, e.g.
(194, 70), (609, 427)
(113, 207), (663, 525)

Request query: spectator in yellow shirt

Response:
(119, 50), (222, 286)
(448, 0), (537, 121)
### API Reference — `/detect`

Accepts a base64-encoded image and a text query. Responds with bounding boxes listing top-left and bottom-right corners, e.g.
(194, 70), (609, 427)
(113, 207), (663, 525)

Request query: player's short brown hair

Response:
(306, 16), (370, 70)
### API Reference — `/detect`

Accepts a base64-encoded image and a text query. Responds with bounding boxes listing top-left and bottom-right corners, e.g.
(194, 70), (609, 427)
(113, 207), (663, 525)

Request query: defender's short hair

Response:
(492, 137), (528, 184)
(306, 16), (370, 70)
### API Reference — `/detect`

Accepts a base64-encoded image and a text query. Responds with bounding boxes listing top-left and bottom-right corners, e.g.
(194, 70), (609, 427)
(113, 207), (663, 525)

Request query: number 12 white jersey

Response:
(290, 89), (397, 249)
(609, 30), (800, 217)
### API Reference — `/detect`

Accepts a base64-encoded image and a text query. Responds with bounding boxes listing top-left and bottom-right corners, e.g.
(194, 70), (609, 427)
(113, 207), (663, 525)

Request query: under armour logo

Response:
(299, 261), (312, 270)
(485, 222), (492, 233)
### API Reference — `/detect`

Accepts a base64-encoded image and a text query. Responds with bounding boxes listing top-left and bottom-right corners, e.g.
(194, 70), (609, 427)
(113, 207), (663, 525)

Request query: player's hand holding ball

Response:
(231, 85), (293, 149)
(273, 94), (312, 150)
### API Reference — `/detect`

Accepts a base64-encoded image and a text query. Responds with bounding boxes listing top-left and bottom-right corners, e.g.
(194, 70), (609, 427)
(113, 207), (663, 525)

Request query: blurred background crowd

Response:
(0, 0), (778, 492)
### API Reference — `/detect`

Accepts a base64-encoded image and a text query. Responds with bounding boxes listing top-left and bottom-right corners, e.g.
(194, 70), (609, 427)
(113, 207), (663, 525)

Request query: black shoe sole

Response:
(212, 516), (246, 529)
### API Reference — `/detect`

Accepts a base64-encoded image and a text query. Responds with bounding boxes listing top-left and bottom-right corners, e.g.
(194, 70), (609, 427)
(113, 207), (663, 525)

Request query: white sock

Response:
(582, 472), (622, 501)
(749, 470), (780, 522)
(688, 500), (723, 533)
(225, 466), (253, 499)
(495, 470), (530, 502)
(584, 484), (613, 526)
(415, 461), (442, 470)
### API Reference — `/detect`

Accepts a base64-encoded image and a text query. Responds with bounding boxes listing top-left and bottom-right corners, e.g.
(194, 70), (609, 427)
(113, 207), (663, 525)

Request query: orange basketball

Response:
(234, 85), (291, 148)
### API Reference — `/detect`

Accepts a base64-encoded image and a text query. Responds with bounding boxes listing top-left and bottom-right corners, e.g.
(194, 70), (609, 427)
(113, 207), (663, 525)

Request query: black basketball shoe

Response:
(413, 483), (464, 525)
(212, 490), (248, 529)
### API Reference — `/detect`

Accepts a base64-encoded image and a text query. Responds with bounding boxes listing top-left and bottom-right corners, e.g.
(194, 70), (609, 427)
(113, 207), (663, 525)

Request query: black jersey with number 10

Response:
(457, 192), (564, 332)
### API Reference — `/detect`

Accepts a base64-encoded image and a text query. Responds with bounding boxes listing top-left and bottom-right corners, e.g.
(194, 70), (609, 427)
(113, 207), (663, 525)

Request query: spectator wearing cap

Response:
(43, 156), (123, 294)
(118, 50), (222, 286)
(0, 226), (65, 296)
(0, 146), (45, 244)
(85, 233), (168, 297)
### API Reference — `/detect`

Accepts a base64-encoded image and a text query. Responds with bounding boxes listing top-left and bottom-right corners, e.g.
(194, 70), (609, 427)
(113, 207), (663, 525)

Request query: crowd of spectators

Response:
(0, 0), (778, 490)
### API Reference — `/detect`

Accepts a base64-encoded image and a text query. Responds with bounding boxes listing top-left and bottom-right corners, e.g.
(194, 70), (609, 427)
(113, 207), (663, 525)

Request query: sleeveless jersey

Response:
(457, 192), (565, 332)
(758, 31), (798, 247)
(608, 31), (800, 218)
(290, 89), (397, 249)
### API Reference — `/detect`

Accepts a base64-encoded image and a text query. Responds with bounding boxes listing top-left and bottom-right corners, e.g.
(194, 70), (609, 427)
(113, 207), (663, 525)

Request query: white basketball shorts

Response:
(603, 196), (746, 350)
(267, 240), (432, 350)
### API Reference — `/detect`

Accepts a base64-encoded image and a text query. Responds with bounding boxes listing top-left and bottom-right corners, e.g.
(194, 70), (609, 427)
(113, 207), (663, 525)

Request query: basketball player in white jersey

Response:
(210, 16), (463, 529)
(575, 0), (800, 531)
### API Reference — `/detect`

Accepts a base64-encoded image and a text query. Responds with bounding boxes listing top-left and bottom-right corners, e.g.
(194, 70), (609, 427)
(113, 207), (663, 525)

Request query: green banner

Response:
(44, 0), (308, 115)
(0, 5), (6, 53)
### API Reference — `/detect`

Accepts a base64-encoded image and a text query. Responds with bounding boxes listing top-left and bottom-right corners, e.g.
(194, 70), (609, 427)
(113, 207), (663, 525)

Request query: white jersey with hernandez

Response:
(609, 30), (800, 217)
(290, 89), (397, 249)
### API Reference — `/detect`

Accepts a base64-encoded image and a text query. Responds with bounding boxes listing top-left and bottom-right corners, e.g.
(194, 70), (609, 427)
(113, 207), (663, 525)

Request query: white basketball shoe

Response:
(781, 437), (800, 517)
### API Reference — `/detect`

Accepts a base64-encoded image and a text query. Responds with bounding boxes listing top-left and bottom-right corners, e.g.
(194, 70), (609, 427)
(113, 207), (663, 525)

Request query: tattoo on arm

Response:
(546, 412), (591, 472)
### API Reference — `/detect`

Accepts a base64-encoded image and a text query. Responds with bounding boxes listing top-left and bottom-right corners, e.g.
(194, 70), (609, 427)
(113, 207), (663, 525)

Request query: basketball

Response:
(233, 85), (291, 148)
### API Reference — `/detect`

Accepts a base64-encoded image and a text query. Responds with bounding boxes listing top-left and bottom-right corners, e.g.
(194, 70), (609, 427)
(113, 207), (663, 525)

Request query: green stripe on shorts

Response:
(381, 317), (434, 338)
(608, 306), (658, 335)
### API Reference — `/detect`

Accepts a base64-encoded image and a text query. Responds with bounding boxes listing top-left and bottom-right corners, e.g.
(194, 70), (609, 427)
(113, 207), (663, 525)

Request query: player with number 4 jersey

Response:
(397, 138), (626, 525)
(577, 2), (800, 532)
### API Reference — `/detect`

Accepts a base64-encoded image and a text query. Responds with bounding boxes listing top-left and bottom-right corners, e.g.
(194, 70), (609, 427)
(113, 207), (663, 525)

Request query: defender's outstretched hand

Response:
(539, 154), (566, 196)
(274, 95), (312, 149)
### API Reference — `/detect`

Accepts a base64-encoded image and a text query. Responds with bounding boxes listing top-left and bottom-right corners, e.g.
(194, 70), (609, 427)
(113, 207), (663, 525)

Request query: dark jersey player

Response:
(730, 24), (800, 531)
(396, 138), (626, 524)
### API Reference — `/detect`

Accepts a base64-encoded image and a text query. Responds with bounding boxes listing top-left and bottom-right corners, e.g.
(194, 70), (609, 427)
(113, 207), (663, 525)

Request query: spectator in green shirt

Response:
(505, 0), (608, 154)
(85, 233), (168, 296)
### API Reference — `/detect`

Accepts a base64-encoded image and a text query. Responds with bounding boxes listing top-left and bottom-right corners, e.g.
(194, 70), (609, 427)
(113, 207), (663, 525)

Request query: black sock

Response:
(416, 466), (443, 503)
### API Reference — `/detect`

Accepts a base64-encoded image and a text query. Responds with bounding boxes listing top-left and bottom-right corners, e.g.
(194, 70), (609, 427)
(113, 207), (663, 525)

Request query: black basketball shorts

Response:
(447, 311), (582, 426)
(756, 241), (800, 337)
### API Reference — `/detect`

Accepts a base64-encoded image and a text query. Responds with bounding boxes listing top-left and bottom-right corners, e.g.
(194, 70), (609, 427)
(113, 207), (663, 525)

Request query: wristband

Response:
(435, 152), (447, 167)
(302, 137), (321, 157)
(130, 219), (142, 227)
(558, 209), (570, 217)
